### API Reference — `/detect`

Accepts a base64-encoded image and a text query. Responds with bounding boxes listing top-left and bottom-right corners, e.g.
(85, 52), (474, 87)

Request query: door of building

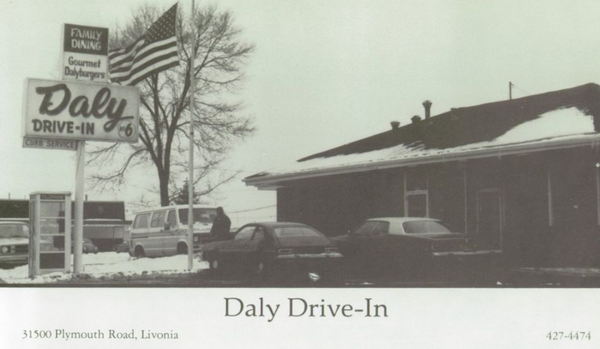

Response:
(476, 189), (503, 249)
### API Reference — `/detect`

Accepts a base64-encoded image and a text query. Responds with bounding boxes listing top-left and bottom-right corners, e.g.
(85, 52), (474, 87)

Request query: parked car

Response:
(129, 205), (217, 258)
(201, 222), (343, 280)
(333, 217), (502, 275)
(113, 241), (130, 253)
(0, 221), (29, 267)
(82, 238), (99, 254)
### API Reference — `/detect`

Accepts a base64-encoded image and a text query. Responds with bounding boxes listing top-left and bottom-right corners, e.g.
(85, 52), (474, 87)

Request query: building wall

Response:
(276, 147), (600, 267)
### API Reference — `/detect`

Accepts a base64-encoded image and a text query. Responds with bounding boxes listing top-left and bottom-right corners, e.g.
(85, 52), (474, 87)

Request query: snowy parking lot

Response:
(0, 252), (209, 284)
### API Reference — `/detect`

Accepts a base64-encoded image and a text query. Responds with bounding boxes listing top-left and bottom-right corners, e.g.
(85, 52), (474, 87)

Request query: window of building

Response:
(405, 192), (429, 217)
(404, 170), (429, 217)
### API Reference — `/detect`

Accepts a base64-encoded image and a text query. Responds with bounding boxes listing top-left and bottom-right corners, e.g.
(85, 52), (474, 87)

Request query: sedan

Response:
(201, 222), (343, 280)
(0, 221), (29, 267)
(334, 217), (502, 275)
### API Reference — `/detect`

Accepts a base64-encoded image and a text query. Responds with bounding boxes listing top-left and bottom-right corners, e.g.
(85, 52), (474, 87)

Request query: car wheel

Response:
(177, 243), (188, 254)
(209, 259), (219, 270)
(209, 258), (225, 277)
(134, 246), (145, 258)
(254, 260), (271, 281)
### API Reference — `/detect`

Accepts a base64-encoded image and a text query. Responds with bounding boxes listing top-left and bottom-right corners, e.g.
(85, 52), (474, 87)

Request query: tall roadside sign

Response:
(23, 23), (139, 275)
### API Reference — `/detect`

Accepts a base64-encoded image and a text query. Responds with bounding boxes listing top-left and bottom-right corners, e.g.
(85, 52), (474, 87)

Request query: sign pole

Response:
(187, 0), (196, 271)
(73, 140), (85, 274)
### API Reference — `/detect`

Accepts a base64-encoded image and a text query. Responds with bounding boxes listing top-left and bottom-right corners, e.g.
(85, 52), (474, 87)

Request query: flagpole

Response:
(187, 0), (196, 271)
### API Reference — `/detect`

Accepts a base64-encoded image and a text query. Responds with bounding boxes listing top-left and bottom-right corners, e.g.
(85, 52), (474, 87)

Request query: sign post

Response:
(187, 0), (197, 271)
(73, 143), (85, 274)
(62, 23), (108, 274)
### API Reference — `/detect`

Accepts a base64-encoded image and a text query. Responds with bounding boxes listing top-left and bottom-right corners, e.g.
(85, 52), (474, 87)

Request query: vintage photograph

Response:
(1, 0), (600, 289)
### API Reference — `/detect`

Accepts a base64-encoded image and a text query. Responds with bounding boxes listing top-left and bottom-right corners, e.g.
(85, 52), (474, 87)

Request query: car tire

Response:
(209, 259), (219, 270)
(254, 260), (271, 281)
(134, 246), (145, 258)
(209, 258), (223, 276)
(177, 243), (188, 255)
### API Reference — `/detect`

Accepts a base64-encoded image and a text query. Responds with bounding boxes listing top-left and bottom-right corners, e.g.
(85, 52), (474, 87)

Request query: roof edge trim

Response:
(245, 134), (600, 189)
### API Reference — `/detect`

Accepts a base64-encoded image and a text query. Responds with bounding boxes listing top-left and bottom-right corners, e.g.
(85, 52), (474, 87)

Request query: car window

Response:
(178, 208), (217, 225)
(353, 221), (388, 236)
(253, 227), (266, 241)
(370, 221), (389, 235)
(352, 222), (374, 235)
(167, 210), (177, 229)
(235, 226), (256, 240)
(150, 211), (166, 228)
(402, 220), (451, 234)
(134, 213), (150, 229)
(0, 224), (29, 238)
(273, 226), (323, 238)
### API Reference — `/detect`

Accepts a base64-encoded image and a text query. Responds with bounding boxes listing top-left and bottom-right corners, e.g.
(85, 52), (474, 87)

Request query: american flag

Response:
(109, 3), (179, 86)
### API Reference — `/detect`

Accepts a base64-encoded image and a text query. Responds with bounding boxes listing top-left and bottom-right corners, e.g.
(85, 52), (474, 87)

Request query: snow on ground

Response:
(0, 252), (209, 284)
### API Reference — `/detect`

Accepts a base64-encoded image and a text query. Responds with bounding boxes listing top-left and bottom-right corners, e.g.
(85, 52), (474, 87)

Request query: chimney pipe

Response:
(390, 121), (400, 130)
(422, 100), (432, 119)
(411, 115), (422, 124)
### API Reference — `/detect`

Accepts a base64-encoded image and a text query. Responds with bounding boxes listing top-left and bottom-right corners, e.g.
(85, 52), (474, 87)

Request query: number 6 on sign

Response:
(119, 122), (134, 139)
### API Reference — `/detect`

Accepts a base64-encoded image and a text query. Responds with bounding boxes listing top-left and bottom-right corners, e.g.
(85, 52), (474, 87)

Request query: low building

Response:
(0, 199), (128, 251)
(245, 83), (600, 267)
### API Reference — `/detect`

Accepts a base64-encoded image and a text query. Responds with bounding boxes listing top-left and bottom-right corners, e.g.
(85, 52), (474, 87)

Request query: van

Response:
(129, 205), (217, 258)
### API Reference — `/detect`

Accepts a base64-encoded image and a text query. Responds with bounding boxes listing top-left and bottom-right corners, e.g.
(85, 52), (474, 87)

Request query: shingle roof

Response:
(301, 83), (600, 161)
(246, 83), (600, 188)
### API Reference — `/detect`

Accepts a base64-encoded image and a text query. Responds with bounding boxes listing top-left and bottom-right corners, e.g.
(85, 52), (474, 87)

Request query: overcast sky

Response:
(2, 0), (600, 220)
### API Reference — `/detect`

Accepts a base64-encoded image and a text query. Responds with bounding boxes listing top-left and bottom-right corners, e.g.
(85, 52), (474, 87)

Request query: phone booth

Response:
(28, 192), (72, 277)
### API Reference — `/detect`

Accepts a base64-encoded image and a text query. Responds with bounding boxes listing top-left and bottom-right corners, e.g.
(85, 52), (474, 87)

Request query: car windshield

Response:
(273, 226), (323, 239)
(178, 208), (217, 225)
(0, 224), (29, 238)
(402, 220), (451, 234)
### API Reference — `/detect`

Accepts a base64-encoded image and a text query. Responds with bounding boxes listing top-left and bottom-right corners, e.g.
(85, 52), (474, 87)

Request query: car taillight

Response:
(277, 248), (293, 254)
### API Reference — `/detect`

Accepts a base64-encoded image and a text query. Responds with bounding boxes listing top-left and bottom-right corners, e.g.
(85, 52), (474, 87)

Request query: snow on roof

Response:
(494, 106), (593, 143)
(248, 106), (600, 187)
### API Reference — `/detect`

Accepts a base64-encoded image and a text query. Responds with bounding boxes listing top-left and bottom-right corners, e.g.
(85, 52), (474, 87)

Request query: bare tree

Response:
(88, 4), (254, 206)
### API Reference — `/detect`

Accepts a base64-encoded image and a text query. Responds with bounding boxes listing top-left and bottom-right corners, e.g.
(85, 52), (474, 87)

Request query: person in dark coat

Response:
(210, 207), (231, 240)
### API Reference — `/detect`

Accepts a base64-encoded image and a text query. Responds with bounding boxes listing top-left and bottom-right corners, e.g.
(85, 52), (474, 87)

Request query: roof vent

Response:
(411, 115), (422, 124)
(422, 100), (432, 119)
(390, 121), (400, 130)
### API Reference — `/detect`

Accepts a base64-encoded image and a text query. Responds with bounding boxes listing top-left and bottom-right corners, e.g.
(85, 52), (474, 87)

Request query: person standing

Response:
(210, 207), (231, 240)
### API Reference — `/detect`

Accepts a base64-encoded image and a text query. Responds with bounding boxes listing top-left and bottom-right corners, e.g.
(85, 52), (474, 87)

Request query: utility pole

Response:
(509, 81), (514, 100)
(187, 0), (196, 271)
